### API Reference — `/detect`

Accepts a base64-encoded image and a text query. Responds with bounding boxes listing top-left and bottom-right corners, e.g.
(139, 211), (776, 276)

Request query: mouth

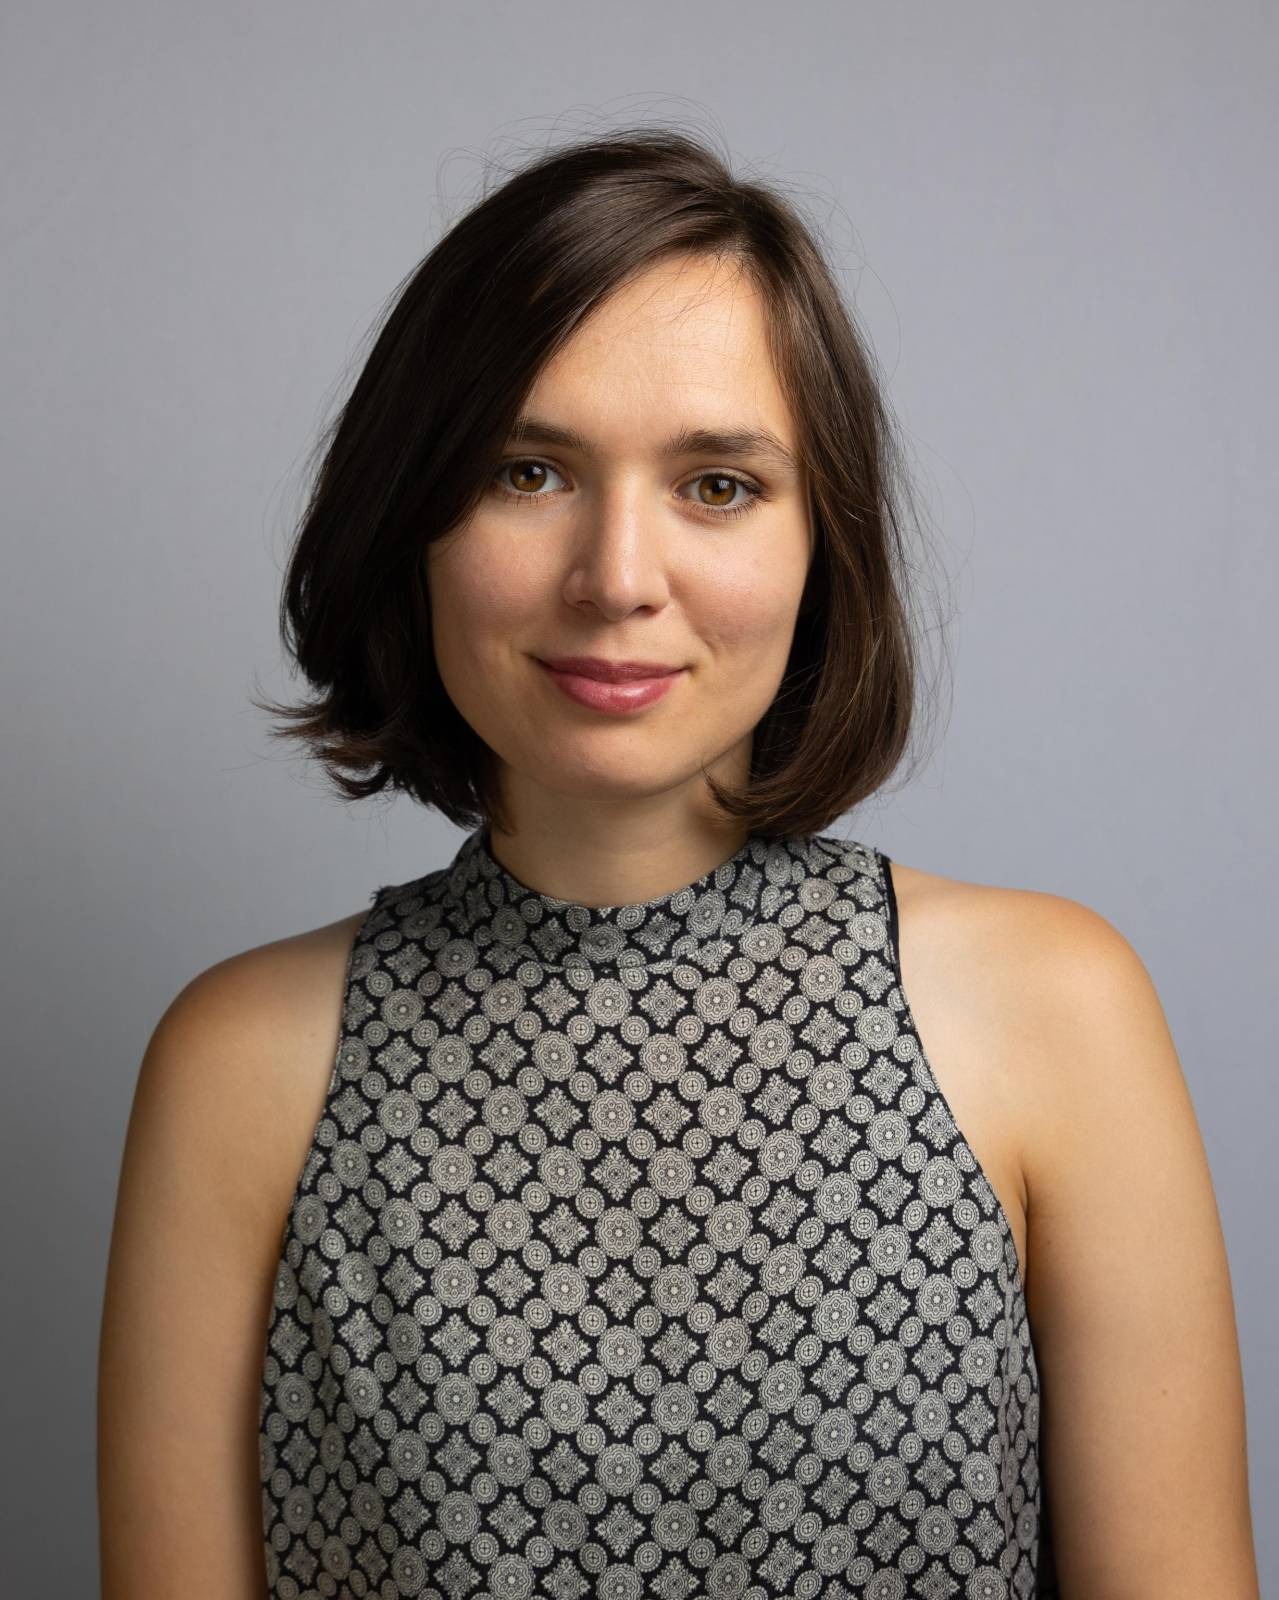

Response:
(534, 655), (685, 683)
(534, 656), (686, 715)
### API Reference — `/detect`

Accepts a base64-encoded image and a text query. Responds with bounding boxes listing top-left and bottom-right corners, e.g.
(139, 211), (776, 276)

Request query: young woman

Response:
(98, 129), (1259, 1598)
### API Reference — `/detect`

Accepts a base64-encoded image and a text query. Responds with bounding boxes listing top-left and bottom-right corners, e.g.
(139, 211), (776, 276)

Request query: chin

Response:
(522, 751), (690, 802)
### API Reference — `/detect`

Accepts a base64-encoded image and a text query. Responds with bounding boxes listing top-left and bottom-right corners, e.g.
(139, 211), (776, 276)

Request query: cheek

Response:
(692, 557), (805, 666)
(428, 529), (544, 658)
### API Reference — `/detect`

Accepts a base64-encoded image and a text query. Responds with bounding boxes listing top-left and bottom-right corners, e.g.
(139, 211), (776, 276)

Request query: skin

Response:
(425, 250), (814, 905)
(97, 252), (1260, 1596)
(889, 867), (1258, 1591)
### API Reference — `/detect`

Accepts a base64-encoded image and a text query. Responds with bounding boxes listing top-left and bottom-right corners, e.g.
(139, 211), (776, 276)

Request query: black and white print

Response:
(259, 827), (1054, 1598)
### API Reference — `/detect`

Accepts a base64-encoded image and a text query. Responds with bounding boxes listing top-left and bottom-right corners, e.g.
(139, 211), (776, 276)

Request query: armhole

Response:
(879, 848), (901, 964)
(270, 885), (388, 1252)
(873, 844), (1030, 1309)
(328, 883), (390, 1089)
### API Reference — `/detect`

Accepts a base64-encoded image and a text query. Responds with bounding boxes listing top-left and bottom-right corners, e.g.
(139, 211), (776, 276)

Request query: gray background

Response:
(2, 0), (1274, 1587)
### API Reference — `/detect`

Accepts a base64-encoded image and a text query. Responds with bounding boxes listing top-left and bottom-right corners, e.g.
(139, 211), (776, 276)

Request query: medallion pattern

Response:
(259, 827), (1056, 1597)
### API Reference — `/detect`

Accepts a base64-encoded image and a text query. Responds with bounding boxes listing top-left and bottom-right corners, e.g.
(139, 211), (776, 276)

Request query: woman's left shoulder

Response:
(884, 852), (1200, 1241)
(884, 853), (1160, 1039)
(888, 852), (1257, 1586)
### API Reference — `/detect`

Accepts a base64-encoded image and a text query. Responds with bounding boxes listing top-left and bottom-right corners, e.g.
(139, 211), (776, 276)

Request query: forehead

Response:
(524, 254), (797, 449)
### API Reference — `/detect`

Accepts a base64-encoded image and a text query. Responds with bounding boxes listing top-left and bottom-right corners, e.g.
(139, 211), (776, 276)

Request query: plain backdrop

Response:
(2, 0), (1274, 1588)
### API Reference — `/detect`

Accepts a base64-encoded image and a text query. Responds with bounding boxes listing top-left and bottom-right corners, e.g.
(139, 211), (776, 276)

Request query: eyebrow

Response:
(507, 413), (800, 474)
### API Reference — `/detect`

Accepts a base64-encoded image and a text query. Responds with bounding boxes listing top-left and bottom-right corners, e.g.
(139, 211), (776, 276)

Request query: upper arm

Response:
(97, 926), (355, 1598)
(1015, 899), (1259, 1596)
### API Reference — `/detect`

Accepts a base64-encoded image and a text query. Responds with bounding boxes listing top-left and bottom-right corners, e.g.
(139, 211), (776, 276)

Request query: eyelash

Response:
(489, 457), (766, 521)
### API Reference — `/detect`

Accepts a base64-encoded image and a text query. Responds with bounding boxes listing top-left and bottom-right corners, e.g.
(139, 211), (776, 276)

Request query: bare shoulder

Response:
(887, 854), (1257, 1589)
(886, 853), (1171, 1112)
(139, 902), (373, 1234)
(98, 902), (374, 1595)
(887, 853), (1139, 983)
(885, 855), (1191, 1283)
(891, 854), (1197, 1185)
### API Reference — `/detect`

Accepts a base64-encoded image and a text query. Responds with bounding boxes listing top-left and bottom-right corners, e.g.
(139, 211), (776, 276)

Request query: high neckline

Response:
(439, 822), (809, 971)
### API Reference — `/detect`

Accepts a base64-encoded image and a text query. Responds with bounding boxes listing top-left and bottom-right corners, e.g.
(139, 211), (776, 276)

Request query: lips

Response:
(535, 657), (684, 714)
(537, 655), (684, 683)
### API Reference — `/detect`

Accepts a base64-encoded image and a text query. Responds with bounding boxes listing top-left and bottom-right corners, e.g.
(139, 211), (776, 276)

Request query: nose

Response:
(560, 482), (673, 618)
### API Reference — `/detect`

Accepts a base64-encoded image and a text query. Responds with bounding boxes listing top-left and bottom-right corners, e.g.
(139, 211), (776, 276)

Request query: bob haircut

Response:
(256, 125), (939, 842)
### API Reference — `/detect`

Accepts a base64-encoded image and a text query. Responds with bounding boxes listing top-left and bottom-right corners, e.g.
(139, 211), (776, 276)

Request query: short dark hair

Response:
(254, 125), (944, 840)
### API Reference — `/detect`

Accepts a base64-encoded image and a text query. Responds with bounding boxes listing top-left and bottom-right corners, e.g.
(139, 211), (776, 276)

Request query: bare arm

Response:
(1017, 899), (1259, 1595)
(97, 915), (362, 1598)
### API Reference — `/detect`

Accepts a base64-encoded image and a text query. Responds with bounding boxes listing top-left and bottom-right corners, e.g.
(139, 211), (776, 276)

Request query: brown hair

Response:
(254, 124), (946, 840)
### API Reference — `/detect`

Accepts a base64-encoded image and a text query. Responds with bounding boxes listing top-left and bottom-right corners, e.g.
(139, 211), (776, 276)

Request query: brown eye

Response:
(497, 459), (562, 496)
(678, 471), (763, 520)
(696, 473), (739, 507)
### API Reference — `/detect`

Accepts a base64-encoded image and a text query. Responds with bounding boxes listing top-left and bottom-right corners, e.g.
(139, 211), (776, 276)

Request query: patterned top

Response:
(259, 825), (1057, 1598)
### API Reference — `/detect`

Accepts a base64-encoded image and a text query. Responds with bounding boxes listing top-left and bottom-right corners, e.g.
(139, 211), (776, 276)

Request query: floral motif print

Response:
(259, 828), (1056, 1597)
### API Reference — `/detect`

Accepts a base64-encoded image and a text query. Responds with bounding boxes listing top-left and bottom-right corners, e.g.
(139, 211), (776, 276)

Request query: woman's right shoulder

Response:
(160, 902), (372, 1043)
(98, 903), (377, 1593)
(135, 902), (375, 1238)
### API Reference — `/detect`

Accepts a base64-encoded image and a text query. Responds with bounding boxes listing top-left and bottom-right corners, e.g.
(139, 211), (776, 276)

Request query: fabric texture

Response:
(259, 825), (1056, 1597)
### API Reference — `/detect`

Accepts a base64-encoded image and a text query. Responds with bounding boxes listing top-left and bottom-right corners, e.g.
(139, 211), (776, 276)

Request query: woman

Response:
(98, 129), (1259, 1598)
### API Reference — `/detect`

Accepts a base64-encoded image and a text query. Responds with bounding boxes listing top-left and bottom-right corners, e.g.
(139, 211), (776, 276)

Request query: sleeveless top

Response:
(259, 826), (1058, 1598)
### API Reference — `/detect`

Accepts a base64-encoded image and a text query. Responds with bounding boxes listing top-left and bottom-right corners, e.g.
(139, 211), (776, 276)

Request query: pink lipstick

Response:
(535, 655), (685, 715)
